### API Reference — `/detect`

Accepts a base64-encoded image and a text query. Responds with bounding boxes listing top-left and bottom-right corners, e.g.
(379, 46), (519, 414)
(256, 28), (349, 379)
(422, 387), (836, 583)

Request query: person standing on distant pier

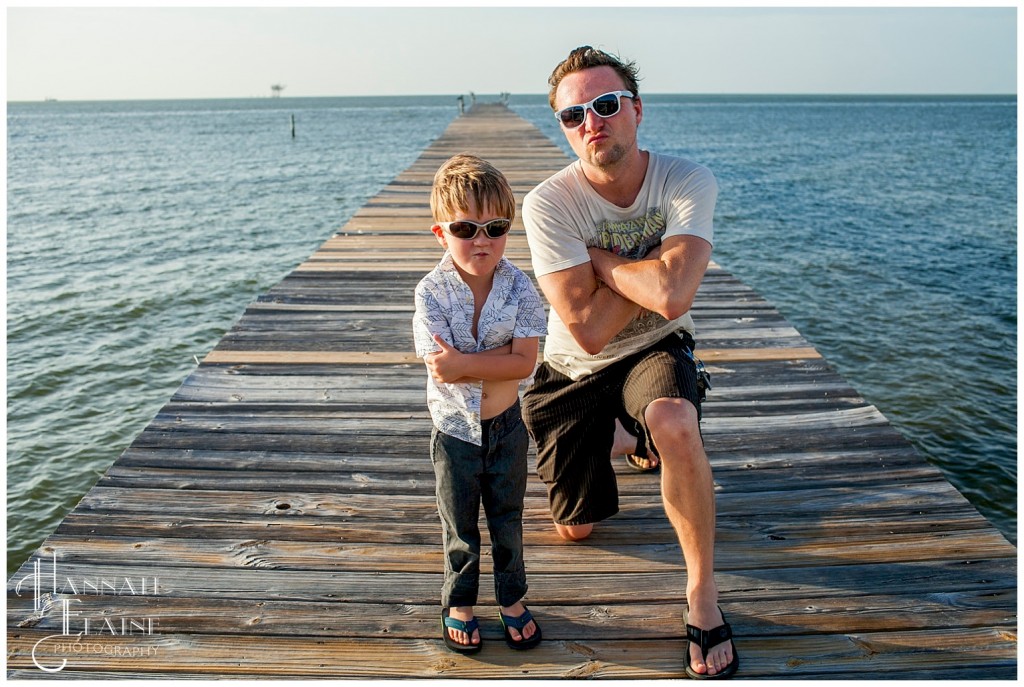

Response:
(520, 46), (738, 679)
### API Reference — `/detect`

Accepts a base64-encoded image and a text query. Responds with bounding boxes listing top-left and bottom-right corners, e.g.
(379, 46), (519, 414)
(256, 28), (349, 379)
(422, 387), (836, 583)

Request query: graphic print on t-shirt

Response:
(589, 207), (671, 343)
(593, 207), (665, 260)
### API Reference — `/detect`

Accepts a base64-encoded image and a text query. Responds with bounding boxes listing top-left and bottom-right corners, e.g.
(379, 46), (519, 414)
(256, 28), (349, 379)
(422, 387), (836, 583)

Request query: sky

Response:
(5, 4), (1019, 101)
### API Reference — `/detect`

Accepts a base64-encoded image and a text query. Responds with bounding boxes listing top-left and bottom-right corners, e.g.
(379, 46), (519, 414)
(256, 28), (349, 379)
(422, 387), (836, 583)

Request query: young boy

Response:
(412, 154), (547, 654)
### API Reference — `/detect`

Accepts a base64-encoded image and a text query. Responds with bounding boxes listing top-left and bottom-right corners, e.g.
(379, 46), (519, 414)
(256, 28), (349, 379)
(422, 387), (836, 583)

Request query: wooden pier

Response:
(7, 103), (1016, 679)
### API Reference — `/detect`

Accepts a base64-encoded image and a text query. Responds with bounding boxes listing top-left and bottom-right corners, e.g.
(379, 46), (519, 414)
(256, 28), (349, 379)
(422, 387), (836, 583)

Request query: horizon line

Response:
(10, 92), (1018, 104)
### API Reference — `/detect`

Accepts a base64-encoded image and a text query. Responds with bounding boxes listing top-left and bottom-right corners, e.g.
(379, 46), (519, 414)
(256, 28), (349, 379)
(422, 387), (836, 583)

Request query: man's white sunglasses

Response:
(555, 90), (635, 128)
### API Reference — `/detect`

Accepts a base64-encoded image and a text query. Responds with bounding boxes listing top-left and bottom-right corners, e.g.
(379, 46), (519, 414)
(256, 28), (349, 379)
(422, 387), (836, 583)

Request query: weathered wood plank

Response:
(6, 627), (1017, 679)
(9, 558), (1015, 607)
(27, 526), (1013, 574)
(202, 347), (822, 364)
(52, 505), (996, 545)
(9, 593), (1015, 641)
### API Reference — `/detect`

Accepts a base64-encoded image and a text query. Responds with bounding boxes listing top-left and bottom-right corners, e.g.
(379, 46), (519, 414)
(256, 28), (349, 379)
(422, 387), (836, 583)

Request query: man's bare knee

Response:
(555, 522), (593, 541)
(646, 398), (702, 451)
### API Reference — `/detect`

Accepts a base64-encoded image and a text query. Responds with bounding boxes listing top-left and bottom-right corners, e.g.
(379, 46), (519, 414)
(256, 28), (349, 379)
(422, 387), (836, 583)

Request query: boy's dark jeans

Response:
(430, 400), (529, 609)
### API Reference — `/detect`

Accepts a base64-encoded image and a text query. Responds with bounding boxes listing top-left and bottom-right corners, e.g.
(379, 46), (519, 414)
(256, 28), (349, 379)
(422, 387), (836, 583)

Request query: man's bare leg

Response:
(646, 397), (734, 677)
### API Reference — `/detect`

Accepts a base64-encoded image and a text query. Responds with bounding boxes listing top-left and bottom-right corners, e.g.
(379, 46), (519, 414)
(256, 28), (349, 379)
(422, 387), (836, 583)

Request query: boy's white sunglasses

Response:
(555, 90), (635, 128)
(438, 218), (512, 240)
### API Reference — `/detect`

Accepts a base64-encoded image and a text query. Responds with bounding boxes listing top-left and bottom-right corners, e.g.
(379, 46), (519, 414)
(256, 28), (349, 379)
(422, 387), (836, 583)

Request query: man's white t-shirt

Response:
(523, 151), (718, 380)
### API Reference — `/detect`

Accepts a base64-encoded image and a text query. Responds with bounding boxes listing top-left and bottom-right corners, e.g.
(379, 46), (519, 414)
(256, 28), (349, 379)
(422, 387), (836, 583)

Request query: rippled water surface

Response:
(7, 95), (1016, 576)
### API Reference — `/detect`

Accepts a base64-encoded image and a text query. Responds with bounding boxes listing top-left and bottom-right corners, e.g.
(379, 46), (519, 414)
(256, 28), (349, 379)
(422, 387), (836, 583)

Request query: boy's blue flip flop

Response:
(499, 606), (542, 650)
(442, 608), (482, 654)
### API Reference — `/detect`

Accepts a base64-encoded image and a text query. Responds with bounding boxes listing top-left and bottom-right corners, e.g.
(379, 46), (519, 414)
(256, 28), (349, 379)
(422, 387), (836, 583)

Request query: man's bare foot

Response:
(612, 418), (659, 470)
(446, 606), (480, 647)
(611, 417), (637, 455)
(685, 598), (736, 677)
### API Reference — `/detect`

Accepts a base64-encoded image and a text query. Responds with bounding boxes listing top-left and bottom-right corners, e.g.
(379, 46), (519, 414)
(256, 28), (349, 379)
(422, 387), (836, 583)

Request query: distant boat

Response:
(44, 97), (57, 102)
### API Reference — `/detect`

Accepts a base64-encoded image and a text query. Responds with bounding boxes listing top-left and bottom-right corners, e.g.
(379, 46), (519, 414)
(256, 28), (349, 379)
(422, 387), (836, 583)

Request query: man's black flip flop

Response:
(683, 606), (739, 679)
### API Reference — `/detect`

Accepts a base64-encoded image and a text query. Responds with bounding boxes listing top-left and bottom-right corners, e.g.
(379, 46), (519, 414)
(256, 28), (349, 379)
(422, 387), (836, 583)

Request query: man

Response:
(521, 46), (738, 679)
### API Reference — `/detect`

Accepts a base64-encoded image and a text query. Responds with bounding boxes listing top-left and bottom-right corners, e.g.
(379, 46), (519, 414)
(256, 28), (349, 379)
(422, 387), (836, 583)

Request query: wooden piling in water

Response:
(6, 103), (1016, 679)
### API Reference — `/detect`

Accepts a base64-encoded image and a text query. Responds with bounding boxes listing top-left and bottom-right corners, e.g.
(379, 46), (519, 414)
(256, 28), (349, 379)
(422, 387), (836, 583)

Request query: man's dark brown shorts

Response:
(522, 332), (702, 526)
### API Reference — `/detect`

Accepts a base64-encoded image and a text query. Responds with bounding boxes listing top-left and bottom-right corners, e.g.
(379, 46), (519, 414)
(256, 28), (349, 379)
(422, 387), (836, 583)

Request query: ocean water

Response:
(6, 94), (1016, 576)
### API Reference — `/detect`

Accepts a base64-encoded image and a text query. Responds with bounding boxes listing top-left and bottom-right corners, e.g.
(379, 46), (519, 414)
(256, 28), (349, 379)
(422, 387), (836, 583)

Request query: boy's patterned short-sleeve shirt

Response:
(413, 252), (547, 445)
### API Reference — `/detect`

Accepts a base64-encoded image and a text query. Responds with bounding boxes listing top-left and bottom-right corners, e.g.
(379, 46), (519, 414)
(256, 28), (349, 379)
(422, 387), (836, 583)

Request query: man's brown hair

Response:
(547, 45), (641, 110)
(430, 153), (516, 223)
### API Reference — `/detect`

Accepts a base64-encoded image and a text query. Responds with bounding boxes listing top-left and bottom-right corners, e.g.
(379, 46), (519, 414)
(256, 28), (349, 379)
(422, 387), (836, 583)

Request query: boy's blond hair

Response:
(430, 154), (516, 223)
